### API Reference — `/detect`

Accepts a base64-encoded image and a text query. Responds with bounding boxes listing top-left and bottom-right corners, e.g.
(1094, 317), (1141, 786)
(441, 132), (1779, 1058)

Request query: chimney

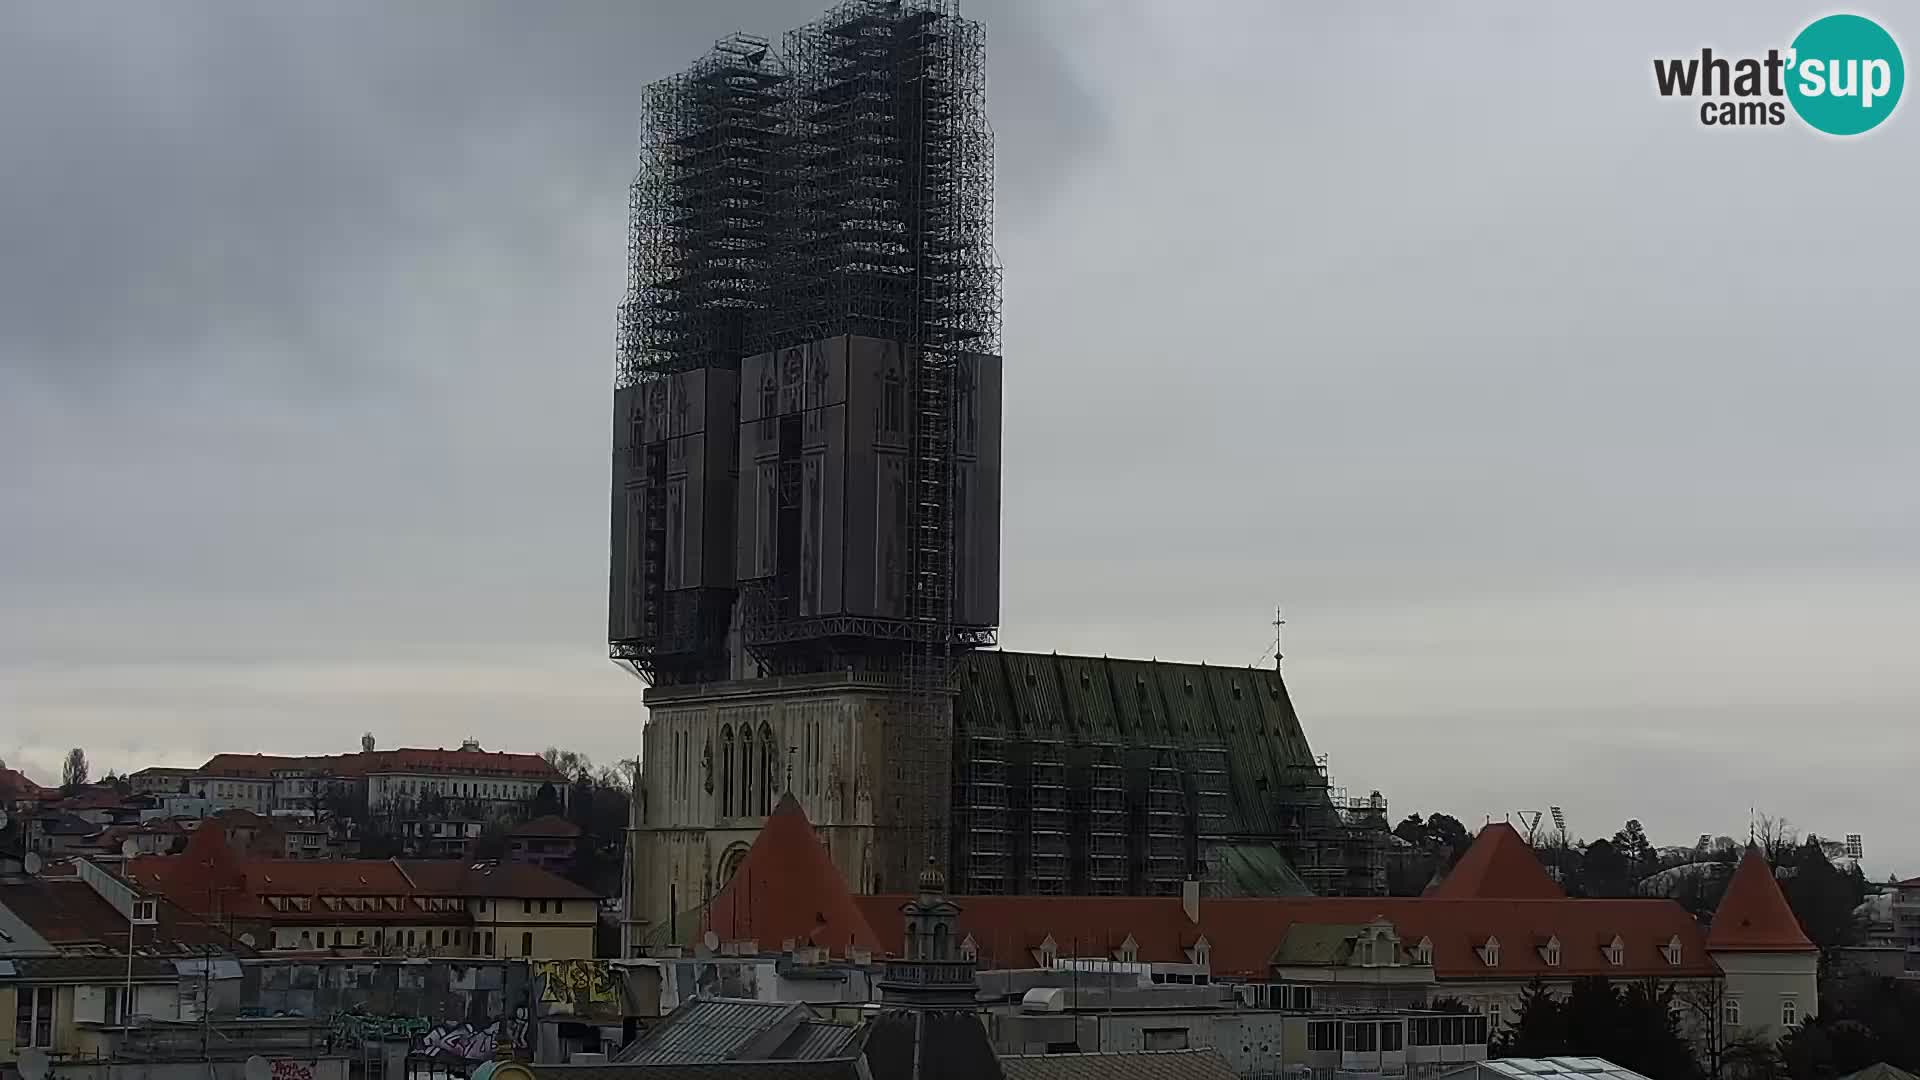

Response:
(1182, 877), (1200, 925)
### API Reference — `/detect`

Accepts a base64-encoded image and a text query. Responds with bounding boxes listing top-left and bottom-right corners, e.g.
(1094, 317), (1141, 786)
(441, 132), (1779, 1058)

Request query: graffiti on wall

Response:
(270, 1061), (316, 1080)
(532, 960), (621, 1019)
(328, 1010), (528, 1062)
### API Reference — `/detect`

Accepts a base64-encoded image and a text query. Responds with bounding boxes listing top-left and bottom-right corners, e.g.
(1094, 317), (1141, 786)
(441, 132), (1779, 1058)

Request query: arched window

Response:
(760, 722), (778, 814)
(933, 923), (950, 960)
(719, 725), (734, 817)
(906, 925), (920, 960)
(741, 726), (756, 818)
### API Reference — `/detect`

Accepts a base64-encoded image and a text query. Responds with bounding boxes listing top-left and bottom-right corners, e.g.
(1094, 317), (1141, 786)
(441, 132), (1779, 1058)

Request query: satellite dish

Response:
(19, 1049), (51, 1080)
(0, 809), (11, 830)
(23, 852), (43, 875)
(122, 837), (142, 859)
(703, 930), (719, 951)
(239, 932), (257, 949)
(244, 1056), (270, 1080)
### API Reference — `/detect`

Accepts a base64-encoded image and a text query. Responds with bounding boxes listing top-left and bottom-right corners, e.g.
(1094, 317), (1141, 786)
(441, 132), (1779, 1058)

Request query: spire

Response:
(1708, 847), (1814, 952)
(1429, 822), (1566, 900)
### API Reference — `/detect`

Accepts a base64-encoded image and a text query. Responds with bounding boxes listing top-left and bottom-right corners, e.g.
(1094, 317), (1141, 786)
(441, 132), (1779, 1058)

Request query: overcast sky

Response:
(4, 2), (1916, 873)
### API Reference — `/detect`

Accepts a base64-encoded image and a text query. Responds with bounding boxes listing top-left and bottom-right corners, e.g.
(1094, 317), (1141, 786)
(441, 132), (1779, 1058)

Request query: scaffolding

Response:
(1273, 755), (1390, 897)
(621, 33), (785, 384)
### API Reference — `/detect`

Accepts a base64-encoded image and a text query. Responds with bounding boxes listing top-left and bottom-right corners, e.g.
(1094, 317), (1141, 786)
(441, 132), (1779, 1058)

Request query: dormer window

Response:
(1117, 934), (1139, 964)
(1191, 937), (1211, 970)
(1037, 936), (1059, 969)
(960, 934), (978, 962)
(1480, 938), (1501, 968)
(1664, 937), (1683, 967)
(1540, 937), (1561, 967)
(1605, 936), (1625, 966)
(1415, 937), (1434, 965)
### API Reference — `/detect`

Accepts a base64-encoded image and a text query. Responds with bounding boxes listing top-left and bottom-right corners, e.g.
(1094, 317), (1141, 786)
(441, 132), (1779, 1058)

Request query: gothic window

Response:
(741, 725), (756, 817)
(720, 725), (734, 817)
(760, 722), (778, 814)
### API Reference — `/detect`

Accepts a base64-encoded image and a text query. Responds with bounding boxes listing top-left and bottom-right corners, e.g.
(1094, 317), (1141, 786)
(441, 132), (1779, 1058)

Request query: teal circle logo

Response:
(1787, 14), (1904, 135)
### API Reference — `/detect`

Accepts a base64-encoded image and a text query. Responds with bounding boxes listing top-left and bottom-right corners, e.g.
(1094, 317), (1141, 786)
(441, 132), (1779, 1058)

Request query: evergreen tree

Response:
(1496, 978), (1568, 1057)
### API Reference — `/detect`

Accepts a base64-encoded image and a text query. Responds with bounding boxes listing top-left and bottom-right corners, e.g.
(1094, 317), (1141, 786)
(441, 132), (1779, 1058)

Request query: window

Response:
(1665, 938), (1683, 966)
(1143, 1028), (1190, 1052)
(521, 932), (534, 957)
(16, 986), (54, 1048)
(1415, 937), (1433, 965)
(1782, 998), (1798, 1027)
(442, 930), (451, 946)
(553, 901), (563, 916)
(523, 900), (533, 914)
(406, 929), (416, 947)
(1343, 1021), (1378, 1053)
(133, 899), (158, 925)
(1482, 940), (1501, 967)
(720, 725), (735, 816)
(1309, 1021), (1339, 1052)
(1606, 938), (1625, 966)
(105, 986), (124, 1026)
(484, 931), (495, 954)
(1489, 1002), (1503, 1029)
(334, 931), (343, 946)
(357, 930), (366, 945)
(1382, 1022), (1403, 1052)
(300, 930), (312, 946)
(1543, 940), (1560, 966)
(538, 900), (548, 914)
(1726, 997), (1742, 1027)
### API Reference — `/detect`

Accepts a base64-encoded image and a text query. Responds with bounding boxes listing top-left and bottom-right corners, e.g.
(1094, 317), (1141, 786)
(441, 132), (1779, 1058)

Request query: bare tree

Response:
(62, 747), (90, 790)
(1756, 814), (1798, 860)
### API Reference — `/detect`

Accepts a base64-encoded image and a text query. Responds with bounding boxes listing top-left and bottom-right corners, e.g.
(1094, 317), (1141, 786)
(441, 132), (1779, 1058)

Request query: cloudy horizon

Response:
(4, 1), (1916, 874)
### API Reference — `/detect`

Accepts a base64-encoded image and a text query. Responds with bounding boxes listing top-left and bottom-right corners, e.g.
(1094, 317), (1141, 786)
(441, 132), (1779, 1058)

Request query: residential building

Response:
(189, 739), (565, 819)
(126, 768), (196, 796)
(512, 816), (581, 874)
(0, 857), (251, 1070)
(125, 822), (599, 960)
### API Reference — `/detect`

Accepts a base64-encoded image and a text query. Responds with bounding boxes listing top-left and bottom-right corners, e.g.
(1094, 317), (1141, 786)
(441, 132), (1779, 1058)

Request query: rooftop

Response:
(1430, 824), (1566, 901)
(1705, 848), (1815, 953)
(999, 1049), (1238, 1080)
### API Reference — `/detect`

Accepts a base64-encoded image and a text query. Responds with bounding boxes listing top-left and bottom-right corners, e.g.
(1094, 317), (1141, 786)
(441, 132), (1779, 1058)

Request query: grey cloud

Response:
(4, 2), (1916, 871)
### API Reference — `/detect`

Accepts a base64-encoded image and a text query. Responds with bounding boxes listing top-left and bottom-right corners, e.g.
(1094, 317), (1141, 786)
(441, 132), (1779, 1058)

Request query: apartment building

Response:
(125, 821), (598, 960)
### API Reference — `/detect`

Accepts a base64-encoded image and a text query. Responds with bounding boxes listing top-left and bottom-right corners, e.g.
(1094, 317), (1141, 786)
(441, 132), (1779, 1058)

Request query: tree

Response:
(1615, 819), (1655, 881)
(1583, 838), (1633, 897)
(1777, 837), (1865, 953)
(1497, 978), (1569, 1058)
(62, 747), (89, 791)
(1722, 1033), (1784, 1080)
(1497, 977), (1699, 1079)
(531, 782), (563, 819)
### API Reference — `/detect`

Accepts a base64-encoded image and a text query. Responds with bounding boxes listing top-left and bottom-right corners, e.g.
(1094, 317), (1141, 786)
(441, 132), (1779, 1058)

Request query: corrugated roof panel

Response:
(621, 998), (807, 1065)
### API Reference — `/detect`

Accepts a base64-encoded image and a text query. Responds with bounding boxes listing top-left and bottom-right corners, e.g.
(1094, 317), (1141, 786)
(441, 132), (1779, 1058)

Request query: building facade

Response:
(125, 823), (599, 960)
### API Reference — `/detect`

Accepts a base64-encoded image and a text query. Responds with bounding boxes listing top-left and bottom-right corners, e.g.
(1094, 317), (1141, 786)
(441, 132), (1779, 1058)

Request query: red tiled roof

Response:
(1429, 823), (1566, 900)
(701, 798), (1708, 982)
(1707, 848), (1814, 953)
(0, 875), (247, 955)
(511, 815), (582, 839)
(701, 794), (883, 954)
(847, 893), (1713, 980)
(126, 822), (595, 925)
(197, 748), (563, 781)
(0, 766), (48, 801)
